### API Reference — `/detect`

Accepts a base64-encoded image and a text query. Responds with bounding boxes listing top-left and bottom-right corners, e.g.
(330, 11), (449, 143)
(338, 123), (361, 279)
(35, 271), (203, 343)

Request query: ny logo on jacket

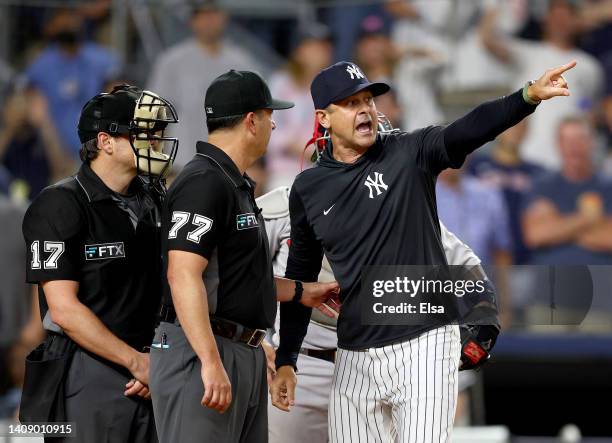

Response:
(364, 172), (388, 198)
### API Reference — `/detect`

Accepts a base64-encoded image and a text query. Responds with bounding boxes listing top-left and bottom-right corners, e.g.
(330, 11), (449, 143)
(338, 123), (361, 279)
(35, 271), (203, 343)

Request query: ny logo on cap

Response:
(346, 64), (365, 80)
(206, 107), (214, 114)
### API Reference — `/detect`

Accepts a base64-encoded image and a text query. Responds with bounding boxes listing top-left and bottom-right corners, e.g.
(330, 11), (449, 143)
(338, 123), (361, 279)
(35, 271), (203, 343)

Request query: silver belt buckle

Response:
(246, 329), (266, 348)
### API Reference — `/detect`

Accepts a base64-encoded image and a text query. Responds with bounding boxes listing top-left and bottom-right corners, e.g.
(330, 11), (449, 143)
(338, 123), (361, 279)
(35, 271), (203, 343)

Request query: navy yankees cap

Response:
(311, 61), (390, 110)
(205, 70), (294, 119)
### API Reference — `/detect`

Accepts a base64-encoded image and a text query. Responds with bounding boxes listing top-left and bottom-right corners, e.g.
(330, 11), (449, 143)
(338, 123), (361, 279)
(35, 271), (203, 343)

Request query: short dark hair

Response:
(206, 113), (248, 134)
(190, 0), (222, 16)
(548, 0), (578, 12)
(557, 115), (592, 136)
(79, 138), (99, 163)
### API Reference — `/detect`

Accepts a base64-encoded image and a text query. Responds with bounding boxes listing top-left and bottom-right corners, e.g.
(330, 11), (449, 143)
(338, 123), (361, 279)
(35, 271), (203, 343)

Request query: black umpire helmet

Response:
(77, 84), (179, 180)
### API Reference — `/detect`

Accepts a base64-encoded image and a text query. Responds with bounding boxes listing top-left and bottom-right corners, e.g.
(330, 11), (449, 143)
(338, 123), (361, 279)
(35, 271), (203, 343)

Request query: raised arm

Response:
(28, 90), (76, 180)
(478, 7), (513, 63)
(441, 61), (576, 170)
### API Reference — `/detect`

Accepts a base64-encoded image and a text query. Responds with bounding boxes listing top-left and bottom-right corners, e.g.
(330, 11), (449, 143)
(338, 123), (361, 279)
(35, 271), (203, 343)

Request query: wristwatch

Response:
(523, 80), (541, 105)
(292, 280), (304, 303)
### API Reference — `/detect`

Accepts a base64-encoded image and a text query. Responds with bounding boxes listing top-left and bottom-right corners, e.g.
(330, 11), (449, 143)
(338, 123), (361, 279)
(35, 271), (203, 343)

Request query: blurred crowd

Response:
(1, 0), (612, 422)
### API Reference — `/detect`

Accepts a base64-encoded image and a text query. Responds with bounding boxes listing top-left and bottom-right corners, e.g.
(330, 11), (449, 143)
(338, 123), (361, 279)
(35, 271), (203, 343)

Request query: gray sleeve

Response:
(440, 220), (481, 266)
(265, 216), (291, 277)
(147, 52), (179, 104)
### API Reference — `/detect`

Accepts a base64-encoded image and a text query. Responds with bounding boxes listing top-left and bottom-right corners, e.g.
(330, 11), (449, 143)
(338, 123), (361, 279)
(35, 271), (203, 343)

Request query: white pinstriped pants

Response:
(329, 325), (461, 443)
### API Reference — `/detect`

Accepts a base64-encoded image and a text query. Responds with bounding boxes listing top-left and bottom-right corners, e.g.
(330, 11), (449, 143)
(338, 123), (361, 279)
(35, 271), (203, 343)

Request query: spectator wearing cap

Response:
(150, 69), (338, 443)
(23, 8), (121, 159)
(322, 2), (389, 62)
(148, 0), (262, 169)
(266, 24), (332, 190)
(522, 116), (612, 265)
(354, 15), (396, 84)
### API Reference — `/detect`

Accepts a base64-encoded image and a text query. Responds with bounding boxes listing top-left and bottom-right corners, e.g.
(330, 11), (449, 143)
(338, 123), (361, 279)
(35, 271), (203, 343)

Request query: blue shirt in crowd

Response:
(2, 129), (50, 198)
(25, 43), (121, 157)
(522, 171), (612, 265)
(468, 154), (547, 264)
(436, 176), (511, 264)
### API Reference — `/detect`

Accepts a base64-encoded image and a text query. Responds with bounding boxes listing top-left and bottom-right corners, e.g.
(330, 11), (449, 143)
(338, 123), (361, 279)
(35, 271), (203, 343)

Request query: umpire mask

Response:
(78, 84), (179, 181)
(130, 90), (179, 180)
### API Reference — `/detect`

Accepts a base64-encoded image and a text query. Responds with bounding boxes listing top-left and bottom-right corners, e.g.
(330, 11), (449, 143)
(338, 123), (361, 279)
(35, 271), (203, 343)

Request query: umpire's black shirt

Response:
(162, 142), (276, 330)
(23, 163), (163, 352)
(277, 88), (537, 368)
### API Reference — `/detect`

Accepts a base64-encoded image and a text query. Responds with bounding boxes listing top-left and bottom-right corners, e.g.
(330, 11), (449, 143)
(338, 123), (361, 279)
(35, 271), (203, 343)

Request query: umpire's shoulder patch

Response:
(236, 213), (259, 230)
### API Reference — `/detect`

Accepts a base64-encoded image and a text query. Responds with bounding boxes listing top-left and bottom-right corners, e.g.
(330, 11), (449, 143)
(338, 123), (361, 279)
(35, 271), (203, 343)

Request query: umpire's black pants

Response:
(149, 321), (268, 443)
(49, 348), (157, 443)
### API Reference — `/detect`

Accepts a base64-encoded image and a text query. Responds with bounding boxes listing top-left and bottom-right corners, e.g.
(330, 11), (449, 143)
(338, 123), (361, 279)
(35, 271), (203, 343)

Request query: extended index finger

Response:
(548, 60), (577, 78)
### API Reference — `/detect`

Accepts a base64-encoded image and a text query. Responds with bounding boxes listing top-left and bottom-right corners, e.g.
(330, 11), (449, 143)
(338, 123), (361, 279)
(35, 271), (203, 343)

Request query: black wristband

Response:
(292, 280), (304, 303)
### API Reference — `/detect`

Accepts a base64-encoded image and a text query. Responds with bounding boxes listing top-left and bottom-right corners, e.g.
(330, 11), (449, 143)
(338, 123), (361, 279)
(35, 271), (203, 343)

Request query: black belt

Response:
(299, 348), (337, 363)
(159, 304), (179, 324)
(158, 305), (266, 348)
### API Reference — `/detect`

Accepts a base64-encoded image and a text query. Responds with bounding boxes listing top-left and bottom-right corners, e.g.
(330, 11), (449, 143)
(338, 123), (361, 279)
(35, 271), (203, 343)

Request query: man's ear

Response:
(316, 109), (330, 129)
(97, 132), (114, 155)
(245, 111), (257, 136)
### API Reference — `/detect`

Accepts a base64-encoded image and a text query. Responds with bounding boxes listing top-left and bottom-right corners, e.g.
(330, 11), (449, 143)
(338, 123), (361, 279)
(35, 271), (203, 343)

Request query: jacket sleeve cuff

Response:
(275, 352), (298, 371)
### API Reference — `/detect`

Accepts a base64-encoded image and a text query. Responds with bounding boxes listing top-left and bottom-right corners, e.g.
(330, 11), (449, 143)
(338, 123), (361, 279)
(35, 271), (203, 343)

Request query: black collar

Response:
(195, 141), (254, 189)
(75, 163), (145, 203)
(320, 134), (383, 168)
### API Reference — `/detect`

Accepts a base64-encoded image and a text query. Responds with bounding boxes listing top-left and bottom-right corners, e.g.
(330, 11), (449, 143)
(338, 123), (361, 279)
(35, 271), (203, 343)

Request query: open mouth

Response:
(356, 120), (373, 135)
